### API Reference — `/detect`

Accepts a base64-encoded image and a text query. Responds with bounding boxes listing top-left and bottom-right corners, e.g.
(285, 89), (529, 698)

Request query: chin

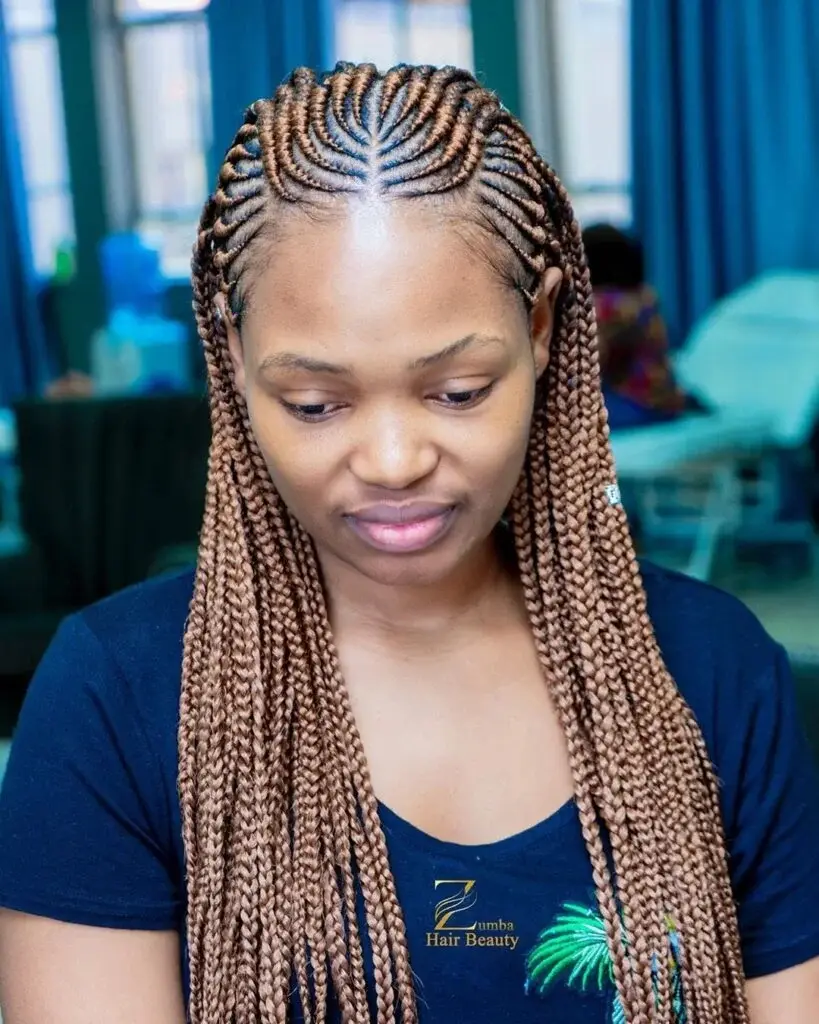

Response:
(309, 512), (502, 589)
(350, 547), (464, 588)
(343, 520), (502, 589)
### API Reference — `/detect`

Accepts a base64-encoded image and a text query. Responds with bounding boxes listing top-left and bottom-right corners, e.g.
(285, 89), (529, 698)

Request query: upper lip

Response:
(345, 502), (455, 524)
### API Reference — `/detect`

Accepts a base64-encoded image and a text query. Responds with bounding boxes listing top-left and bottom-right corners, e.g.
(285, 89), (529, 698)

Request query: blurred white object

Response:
(611, 271), (819, 580)
(675, 272), (819, 448)
(123, 0), (207, 12)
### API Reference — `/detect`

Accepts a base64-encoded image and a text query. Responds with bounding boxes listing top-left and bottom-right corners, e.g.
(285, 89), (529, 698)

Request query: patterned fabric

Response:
(525, 901), (686, 1023)
(595, 285), (692, 420)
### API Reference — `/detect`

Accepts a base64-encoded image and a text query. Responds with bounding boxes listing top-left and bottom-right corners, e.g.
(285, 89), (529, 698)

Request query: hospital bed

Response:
(610, 272), (819, 581)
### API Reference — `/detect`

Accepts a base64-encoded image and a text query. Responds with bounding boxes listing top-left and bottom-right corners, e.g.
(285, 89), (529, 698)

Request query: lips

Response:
(344, 502), (457, 553)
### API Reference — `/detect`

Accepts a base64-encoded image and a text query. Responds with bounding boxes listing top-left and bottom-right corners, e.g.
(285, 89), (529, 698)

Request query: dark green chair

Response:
(0, 393), (210, 679)
(13, 393), (210, 609)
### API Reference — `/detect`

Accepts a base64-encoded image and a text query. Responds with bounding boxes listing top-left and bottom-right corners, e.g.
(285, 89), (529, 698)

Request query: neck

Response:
(321, 534), (523, 653)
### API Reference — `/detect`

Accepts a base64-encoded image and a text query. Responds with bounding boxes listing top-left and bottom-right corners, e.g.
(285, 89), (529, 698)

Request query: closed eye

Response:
(279, 399), (346, 422)
(279, 382), (496, 422)
(431, 383), (495, 409)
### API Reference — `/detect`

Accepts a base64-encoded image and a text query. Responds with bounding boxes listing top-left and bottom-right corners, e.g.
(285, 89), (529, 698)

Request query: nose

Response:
(349, 404), (439, 490)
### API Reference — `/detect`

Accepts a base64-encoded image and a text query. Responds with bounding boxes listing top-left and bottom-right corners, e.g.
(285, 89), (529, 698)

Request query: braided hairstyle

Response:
(182, 63), (749, 1024)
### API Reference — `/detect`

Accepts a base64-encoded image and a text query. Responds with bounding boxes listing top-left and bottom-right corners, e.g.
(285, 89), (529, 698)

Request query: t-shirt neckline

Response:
(375, 797), (578, 861)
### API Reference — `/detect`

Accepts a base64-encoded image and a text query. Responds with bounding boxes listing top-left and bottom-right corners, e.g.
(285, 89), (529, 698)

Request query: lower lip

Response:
(345, 508), (457, 553)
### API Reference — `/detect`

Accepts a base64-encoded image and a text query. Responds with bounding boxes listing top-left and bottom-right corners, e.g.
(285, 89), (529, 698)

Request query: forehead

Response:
(239, 199), (525, 355)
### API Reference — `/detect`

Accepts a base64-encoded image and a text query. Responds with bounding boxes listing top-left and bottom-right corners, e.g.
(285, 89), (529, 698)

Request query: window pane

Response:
(2, 0), (54, 33)
(8, 35), (70, 190)
(571, 190), (632, 228)
(117, 0), (209, 19)
(554, 0), (629, 191)
(407, 1), (472, 70)
(125, 19), (212, 219)
(334, 1), (401, 68)
(28, 189), (75, 276)
(334, 0), (472, 69)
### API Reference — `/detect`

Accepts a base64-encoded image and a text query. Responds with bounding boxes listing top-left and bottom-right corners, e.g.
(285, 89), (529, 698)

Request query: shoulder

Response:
(640, 564), (819, 976)
(0, 571), (194, 928)
(75, 566), (195, 743)
(639, 560), (784, 762)
(76, 567), (195, 683)
(638, 560), (813, 833)
(21, 568), (195, 774)
(640, 559), (774, 671)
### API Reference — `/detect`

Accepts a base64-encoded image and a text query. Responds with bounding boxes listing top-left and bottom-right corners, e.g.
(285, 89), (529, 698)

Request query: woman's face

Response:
(225, 201), (561, 588)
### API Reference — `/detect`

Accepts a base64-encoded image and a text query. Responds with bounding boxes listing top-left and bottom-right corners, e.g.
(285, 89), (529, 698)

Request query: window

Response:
(552, 0), (631, 227)
(111, 0), (212, 276)
(2, 0), (74, 276)
(334, 0), (472, 72)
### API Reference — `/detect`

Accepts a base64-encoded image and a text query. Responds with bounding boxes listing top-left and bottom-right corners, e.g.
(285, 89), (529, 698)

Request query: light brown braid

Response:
(181, 62), (749, 1023)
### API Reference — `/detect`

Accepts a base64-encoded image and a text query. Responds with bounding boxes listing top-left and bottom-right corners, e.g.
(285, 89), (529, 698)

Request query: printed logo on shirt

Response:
(426, 880), (521, 950)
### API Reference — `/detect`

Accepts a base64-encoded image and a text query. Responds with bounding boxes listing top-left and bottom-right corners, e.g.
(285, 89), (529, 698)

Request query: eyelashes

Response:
(279, 383), (497, 423)
(279, 399), (343, 423)
(433, 383), (495, 409)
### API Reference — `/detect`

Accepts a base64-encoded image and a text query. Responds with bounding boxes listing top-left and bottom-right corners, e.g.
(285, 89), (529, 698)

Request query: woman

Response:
(1, 64), (818, 1024)
(581, 224), (701, 430)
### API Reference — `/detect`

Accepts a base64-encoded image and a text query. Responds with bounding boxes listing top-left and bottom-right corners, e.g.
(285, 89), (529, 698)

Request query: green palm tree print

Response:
(524, 902), (686, 1024)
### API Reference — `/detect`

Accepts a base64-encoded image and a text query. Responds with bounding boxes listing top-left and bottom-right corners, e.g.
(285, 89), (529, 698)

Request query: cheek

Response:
(470, 377), (535, 479)
(244, 399), (332, 517)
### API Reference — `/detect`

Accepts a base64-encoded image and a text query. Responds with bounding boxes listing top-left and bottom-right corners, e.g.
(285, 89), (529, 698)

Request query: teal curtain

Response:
(207, 0), (335, 180)
(631, 0), (819, 342)
(469, 0), (520, 117)
(0, 3), (52, 404)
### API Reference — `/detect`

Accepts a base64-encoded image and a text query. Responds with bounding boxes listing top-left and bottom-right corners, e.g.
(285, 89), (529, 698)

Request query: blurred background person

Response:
(582, 222), (705, 430)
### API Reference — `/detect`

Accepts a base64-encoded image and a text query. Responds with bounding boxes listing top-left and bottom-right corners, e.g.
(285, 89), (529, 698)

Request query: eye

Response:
(431, 383), (495, 409)
(279, 399), (346, 423)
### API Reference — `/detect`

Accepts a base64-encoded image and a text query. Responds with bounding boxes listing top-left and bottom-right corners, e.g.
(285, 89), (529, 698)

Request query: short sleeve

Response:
(720, 642), (819, 978)
(0, 614), (181, 930)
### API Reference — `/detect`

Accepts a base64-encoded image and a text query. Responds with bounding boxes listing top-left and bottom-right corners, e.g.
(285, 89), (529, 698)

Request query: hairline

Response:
(229, 190), (537, 324)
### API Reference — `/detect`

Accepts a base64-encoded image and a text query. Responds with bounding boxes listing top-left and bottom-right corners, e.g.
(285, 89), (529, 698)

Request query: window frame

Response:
(95, 0), (212, 276)
(517, 0), (632, 228)
(558, 0), (631, 226)
(3, 0), (75, 276)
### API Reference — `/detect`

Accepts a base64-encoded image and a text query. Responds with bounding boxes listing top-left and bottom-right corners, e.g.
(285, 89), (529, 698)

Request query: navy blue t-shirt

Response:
(2, 561), (819, 1022)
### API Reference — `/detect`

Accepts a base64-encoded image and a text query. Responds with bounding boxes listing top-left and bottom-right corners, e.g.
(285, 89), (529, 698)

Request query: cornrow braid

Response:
(182, 62), (750, 1023)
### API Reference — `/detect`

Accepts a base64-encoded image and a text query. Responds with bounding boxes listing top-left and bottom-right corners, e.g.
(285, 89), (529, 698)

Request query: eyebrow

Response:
(409, 334), (507, 370)
(258, 352), (348, 376)
(258, 334), (507, 378)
